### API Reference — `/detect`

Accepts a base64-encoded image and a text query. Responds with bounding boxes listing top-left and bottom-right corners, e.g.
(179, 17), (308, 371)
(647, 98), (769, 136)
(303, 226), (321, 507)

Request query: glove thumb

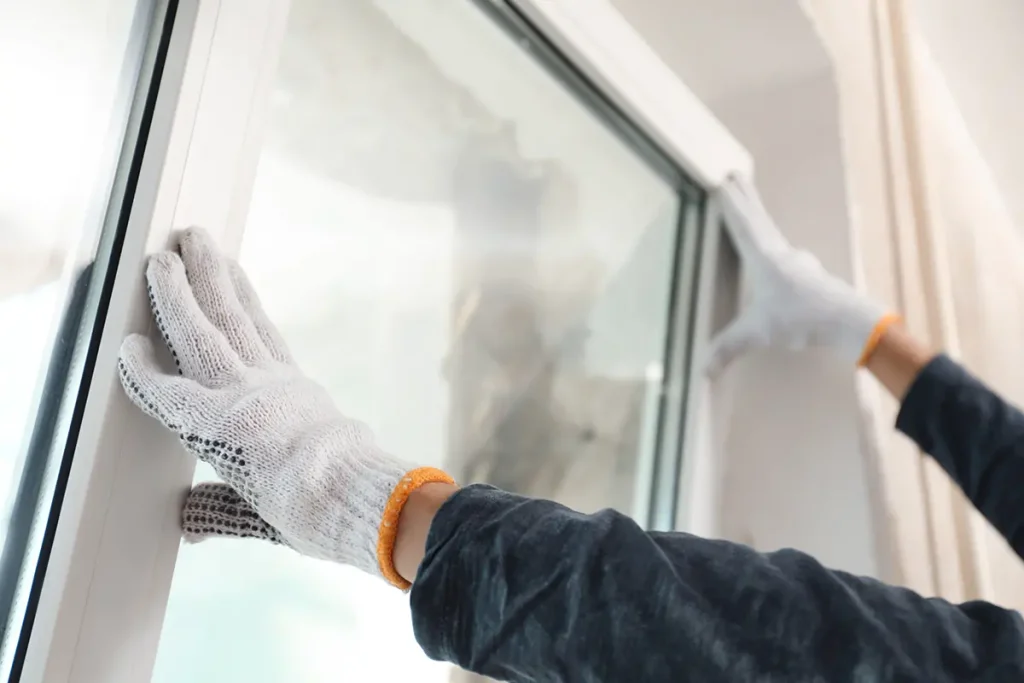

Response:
(704, 313), (765, 378)
(182, 482), (286, 546)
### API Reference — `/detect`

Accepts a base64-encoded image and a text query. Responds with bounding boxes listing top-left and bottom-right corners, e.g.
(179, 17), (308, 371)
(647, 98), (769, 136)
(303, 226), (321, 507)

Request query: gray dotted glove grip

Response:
(182, 482), (286, 545)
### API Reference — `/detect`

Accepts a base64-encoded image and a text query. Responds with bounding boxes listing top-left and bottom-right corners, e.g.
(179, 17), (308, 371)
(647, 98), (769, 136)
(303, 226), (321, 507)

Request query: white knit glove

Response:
(118, 228), (452, 587)
(706, 176), (896, 376)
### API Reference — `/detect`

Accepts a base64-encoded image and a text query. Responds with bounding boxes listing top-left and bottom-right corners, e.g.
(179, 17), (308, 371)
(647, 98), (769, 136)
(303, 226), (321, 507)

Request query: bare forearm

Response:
(864, 323), (937, 401)
(395, 482), (460, 584)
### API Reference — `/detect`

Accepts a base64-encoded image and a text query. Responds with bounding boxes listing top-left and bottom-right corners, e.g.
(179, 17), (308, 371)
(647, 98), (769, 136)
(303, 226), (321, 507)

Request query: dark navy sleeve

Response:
(411, 484), (1024, 682)
(897, 354), (1024, 559)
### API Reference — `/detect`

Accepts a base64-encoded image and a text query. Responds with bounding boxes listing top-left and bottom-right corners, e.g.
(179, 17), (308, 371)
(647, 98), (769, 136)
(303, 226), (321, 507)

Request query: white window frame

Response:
(674, 197), (744, 538)
(15, 1), (751, 681)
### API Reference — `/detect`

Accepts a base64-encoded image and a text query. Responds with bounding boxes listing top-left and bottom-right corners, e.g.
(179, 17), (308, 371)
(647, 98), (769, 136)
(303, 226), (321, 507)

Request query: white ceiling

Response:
(609, 0), (831, 104)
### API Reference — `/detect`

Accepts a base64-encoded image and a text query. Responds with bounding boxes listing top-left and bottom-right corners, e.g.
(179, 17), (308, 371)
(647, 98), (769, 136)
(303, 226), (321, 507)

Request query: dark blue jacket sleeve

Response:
(411, 485), (1024, 682)
(897, 355), (1024, 559)
(407, 354), (1024, 682)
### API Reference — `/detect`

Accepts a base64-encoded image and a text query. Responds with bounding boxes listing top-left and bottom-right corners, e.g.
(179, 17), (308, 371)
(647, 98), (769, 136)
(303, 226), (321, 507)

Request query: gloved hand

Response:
(118, 228), (452, 588)
(705, 175), (898, 375)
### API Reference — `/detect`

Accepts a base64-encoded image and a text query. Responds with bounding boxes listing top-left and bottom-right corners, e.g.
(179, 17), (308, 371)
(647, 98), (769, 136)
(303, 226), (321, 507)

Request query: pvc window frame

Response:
(12, 1), (751, 681)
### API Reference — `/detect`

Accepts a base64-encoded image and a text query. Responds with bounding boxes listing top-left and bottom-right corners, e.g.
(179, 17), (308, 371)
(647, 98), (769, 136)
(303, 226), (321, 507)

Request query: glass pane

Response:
(153, 2), (694, 682)
(0, 0), (159, 674)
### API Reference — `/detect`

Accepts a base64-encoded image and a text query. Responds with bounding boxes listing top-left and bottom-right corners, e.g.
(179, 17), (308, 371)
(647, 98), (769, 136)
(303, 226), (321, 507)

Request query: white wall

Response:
(706, 72), (880, 578)
(608, 0), (829, 104)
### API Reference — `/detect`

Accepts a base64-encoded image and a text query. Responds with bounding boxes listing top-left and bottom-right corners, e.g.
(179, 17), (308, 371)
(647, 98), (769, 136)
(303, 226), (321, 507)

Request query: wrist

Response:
(864, 323), (937, 400)
(393, 482), (460, 586)
(376, 467), (456, 589)
(855, 312), (904, 367)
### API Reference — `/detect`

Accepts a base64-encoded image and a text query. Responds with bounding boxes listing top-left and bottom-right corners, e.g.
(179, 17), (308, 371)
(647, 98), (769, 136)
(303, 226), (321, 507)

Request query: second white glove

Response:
(706, 176), (895, 376)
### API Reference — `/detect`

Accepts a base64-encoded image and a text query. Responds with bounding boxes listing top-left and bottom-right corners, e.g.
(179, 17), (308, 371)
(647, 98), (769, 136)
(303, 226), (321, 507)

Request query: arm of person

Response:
(710, 175), (1024, 561)
(867, 324), (1024, 559)
(390, 321), (1024, 682)
(406, 483), (1024, 682)
(400, 181), (1024, 682)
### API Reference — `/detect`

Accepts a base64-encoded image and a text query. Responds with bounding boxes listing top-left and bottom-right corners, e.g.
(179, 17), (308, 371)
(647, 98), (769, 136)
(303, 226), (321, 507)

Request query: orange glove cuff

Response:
(856, 313), (903, 367)
(376, 466), (456, 590)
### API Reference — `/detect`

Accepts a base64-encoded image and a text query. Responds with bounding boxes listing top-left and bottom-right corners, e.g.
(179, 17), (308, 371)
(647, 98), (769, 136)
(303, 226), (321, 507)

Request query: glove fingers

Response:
(177, 228), (275, 366)
(118, 334), (201, 432)
(717, 175), (791, 261)
(146, 251), (245, 383)
(227, 259), (295, 365)
(181, 482), (285, 545)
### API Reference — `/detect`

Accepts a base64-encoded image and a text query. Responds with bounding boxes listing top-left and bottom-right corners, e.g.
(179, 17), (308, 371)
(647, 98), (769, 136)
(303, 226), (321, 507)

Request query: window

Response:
(150, 1), (703, 681)
(5, 1), (750, 681)
(0, 0), (166, 678)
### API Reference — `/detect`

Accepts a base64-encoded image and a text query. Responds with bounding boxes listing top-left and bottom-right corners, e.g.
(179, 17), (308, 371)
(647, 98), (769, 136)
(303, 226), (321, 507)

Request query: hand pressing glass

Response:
(117, 228), (453, 589)
(705, 175), (899, 374)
